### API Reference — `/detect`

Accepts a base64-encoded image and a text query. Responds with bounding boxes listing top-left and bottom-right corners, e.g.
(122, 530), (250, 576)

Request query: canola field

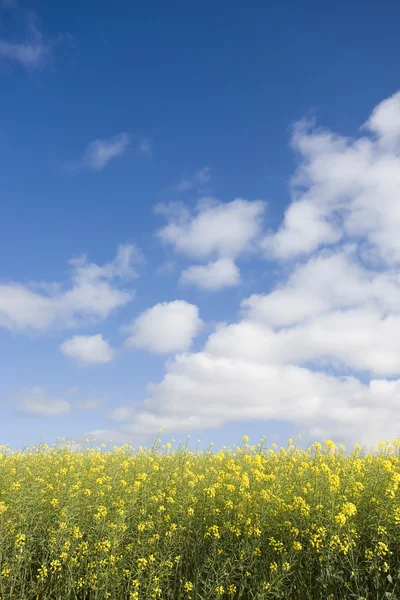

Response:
(1, 434), (400, 600)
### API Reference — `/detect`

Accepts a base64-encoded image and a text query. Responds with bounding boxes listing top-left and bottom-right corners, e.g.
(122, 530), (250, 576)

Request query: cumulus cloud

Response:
(111, 355), (400, 449)
(123, 300), (202, 354)
(110, 91), (400, 450)
(70, 133), (131, 172)
(365, 92), (400, 149)
(158, 198), (265, 259)
(60, 334), (115, 366)
(156, 197), (265, 289)
(177, 167), (211, 192)
(0, 244), (141, 332)
(180, 258), (240, 290)
(15, 386), (71, 417)
(261, 92), (400, 265)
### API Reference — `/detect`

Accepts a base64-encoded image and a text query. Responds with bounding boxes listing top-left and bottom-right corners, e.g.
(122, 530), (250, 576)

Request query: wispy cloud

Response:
(0, 6), (54, 69)
(138, 137), (152, 156)
(77, 396), (108, 410)
(177, 167), (211, 192)
(14, 386), (71, 417)
(155, 259), (176, 276)
(0, 40), (47, 67)
(68, 133), (131, 172)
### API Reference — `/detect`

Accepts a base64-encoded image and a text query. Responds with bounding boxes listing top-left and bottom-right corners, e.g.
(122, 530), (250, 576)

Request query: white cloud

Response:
(0, 10), (51, 69)
(0, 40), (47, 67)
(158, 198), (265, 259)
(107, 406), (135, 421)
(365, 92), (400, 149)
(241, 243), (400, 329)
(113, 354), (400, 450)
(157, 197), (265, 291)
(0, 244), (140, 332)
(76, 396), (108, 410)
(261, 91), (400, 265)
(60, 334), (115, 366)
(180, 258), (240, 290)
(110, 92), (400, 450)
(15, 386), (71, 417)
(177, 167), (211, 191)
(72, 133), (130, 171)
(123, 300), (202, 354)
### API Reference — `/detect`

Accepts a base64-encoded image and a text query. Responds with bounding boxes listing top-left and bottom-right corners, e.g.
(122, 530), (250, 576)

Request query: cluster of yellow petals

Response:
(0, 435), (399, 597)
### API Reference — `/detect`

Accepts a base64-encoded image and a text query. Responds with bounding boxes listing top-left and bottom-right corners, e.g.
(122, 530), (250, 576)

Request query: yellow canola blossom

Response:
(0, 434), (400, 598)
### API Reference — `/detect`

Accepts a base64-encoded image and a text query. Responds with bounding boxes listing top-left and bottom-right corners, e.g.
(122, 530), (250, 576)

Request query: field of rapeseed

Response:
(1, 435), (400, 600)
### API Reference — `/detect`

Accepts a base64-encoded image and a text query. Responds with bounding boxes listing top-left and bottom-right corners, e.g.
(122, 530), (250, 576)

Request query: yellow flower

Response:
(1, 565), (11, 578)
(293, 542), (303, 550)
(375, 541), (389, 557)
(335, 513), (347, 526)
(215, 585), (225, 595)
(94, 505), (108, 519)
(342, 502), (357, 517)
(183, 581), (194, 592)
(15, 533), (26, 545)
(37, 565), (48, 582)
(205, 525), (220, 539)
(324, 440), (336, 451)
(263, 582), (272, 591)
(50, 559), (62, 573)
(71, 525), (83, 539)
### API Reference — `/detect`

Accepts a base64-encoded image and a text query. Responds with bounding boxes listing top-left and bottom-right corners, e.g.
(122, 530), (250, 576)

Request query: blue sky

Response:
(2, 0), (400, 454)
